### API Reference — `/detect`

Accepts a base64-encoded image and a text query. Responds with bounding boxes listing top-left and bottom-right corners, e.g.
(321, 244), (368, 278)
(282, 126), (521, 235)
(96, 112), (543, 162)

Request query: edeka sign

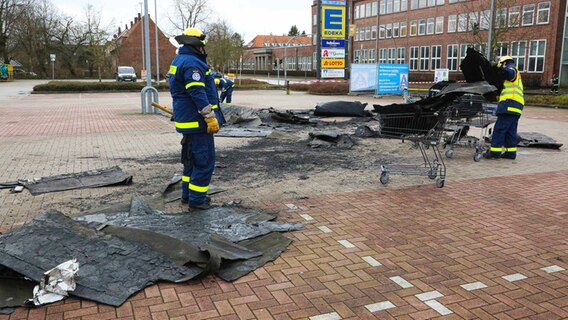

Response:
(377, 63), (409, 95)
(322, 6), (346, 39)
(321, 59), (345, 69)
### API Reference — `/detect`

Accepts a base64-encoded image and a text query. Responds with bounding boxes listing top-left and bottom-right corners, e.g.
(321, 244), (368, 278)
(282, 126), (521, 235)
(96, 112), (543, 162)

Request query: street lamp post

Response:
(154, 0), (160, 82)
(139, 2), (145, 74)
(284, 34), (311, 92)
(486, 0), (496, 60)
(50, 54), (56, 80)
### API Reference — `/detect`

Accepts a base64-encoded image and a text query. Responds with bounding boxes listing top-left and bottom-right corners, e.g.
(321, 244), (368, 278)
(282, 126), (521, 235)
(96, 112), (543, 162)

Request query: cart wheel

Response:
(445, 149), (454, 159)
(473, 153), (482, 162)
(436, 178), (445, 188)
(428, 170), (437, 179)
(380, 172), (390, 185)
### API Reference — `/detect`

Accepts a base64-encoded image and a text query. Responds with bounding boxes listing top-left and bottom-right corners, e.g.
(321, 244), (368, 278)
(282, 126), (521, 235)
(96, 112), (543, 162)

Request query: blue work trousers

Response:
(180, 133), (215, 205)
(220, 86), (234, 104)
(490, 113), (519, 157)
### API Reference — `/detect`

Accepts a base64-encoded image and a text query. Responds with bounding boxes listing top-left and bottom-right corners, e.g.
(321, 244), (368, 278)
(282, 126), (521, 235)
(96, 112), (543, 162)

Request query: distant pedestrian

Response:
(551, 74), (559, 95)
(215, 78), (235, 104)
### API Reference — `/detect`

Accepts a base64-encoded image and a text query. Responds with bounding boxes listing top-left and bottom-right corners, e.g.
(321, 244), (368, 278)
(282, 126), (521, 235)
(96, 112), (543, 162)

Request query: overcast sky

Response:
(54, 0), (313, 43)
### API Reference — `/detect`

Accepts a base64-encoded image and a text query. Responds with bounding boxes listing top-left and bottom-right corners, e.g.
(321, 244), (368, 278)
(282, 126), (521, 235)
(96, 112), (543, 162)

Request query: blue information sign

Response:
(321, 39), (345, 48)
(377, 64), (409, 95)
(350, 64), (378, 92)
(322, 1), (346, 5)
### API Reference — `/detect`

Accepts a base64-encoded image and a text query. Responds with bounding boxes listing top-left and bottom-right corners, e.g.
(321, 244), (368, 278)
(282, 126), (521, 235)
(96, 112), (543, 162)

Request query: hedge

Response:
(33, 81), (169, 93)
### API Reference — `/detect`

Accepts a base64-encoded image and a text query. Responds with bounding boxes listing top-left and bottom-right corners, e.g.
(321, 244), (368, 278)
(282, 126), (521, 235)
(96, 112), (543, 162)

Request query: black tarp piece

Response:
(0, 181), (20, 190)
(460, 47), (503, 101)
(308, 131), (356, 149)
(0, 268), (35, 309)
(22, 166), (132, 196)
(314, 101), (369, 117)
(220, 104), (263, 127)
(269, 109), (312, 124)
(0, 210), (201, 306)
(517, 132), (563, 149)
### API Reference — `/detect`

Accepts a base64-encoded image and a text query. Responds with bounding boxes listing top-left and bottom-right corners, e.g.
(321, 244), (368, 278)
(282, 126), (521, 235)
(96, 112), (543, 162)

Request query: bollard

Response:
(286, 80), (290, 95)
(140, 86), (159, 114)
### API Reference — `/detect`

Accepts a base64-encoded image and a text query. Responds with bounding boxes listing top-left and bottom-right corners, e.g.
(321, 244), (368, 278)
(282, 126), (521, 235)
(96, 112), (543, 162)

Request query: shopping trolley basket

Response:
(377, 109), (449, 188)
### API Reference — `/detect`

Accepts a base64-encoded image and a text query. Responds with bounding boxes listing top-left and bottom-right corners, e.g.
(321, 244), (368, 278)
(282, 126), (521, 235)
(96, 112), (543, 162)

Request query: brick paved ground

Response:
(1, 87), (568, 319)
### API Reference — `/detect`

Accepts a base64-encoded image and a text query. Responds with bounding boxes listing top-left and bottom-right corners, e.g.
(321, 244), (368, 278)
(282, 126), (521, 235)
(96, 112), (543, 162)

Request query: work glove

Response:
(199, 104), (219, 134)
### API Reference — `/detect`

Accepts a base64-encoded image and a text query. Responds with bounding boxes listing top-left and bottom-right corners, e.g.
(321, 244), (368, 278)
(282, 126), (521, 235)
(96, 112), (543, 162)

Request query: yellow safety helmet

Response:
(174, 27), (207, 47)
(497, 55), (514, 68)
(214, 78), (220, 85)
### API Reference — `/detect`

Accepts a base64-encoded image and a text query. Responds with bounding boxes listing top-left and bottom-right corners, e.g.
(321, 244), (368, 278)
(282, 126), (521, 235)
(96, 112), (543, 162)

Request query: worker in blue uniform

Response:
(484, 56), (524, 160)
(551, 74), (559, 95)
(168, 28), (224, 209)
(216, 77), (235, 104)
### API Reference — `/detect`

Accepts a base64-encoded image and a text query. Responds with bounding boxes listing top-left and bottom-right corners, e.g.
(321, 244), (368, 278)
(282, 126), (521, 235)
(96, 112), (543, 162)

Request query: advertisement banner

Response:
(321, 59), (345, 69)
(321, 39), (345, 48)
(377, 64), (409, 95)
(350, 64), (378, 92)
(321, 6), (346, 39)
(322, 69), (345, 78)
(434, 68), (449, 83)
(322, 48), (345, 59)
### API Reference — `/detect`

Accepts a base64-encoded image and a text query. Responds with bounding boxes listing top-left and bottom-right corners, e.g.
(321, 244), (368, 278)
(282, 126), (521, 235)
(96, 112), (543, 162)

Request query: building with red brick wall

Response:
(241, 35), (315, 74)
(109, 14), (176, 80)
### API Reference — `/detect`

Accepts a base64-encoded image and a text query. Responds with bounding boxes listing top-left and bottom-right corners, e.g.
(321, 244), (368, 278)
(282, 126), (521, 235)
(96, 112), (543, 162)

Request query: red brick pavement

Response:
(2, 170), (568, 320)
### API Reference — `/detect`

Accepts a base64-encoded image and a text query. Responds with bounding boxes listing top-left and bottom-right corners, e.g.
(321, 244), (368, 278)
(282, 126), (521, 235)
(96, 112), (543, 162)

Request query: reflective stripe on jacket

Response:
(498, 68), (524, 116)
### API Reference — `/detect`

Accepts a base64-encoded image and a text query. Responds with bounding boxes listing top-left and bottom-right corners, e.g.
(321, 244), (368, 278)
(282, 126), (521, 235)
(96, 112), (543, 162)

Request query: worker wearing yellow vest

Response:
(484, 56), (524, 160)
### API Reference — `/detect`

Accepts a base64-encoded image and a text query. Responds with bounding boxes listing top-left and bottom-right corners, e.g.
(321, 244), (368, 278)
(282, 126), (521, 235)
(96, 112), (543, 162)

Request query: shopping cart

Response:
(443, 94), (497, 162)
(377, 108), (449, 188)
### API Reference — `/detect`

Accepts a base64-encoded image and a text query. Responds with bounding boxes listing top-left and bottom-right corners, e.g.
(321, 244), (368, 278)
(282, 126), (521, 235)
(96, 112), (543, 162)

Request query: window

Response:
(372, 25), (378, 39)
(410, 20), (418, 36)
(401, 0), (407, 11)
(386, 24), (392, 38)
(431, 45), (442, 70)
(419, 0), (426, 8)
(393, 22), (400, 37)
(411, 0), (418, 10)
(397, 47), (406, 64)
(427, 18), (435, 35)
(447, 44), (458, 71)
(361, 4), (366, 18)
(388, 48), (397, 64)
(437, 0), (444, 4)
(369, 49), (376, 63)
(313, 14), (317, 26)
(496, 8), (507, 28)
(380, 0), (386, 14)
(366, 3), (372, 17)
(386, 0), (393, 14)
(528, 40), (545, 72)
(359, 28), (365, 41)
(366, 26), (371, 40)
(495, 42), (508, 58)
(394, 0), (400, 12)
(458, 14), (467, 32)
(510, 41), (527, 71)
(361, 50), (368, 64)
(460, 44), (470, 62)
(400, 21), (407, 37)
(379, 48), (387, 63)
(379, 25), (385, 39)
(410, 46), (419, 70)
(354, 50), (360, 63)
(428, 0), (435, 6)
(435, 16), (444, 34)
(448, 15), (457, 33)
(372, 1), (379, 16)
(508, 6), (520, 27)
(355, 29), (359, 41)
(537, 2), (550, 24)
(468, 12), (478, 31)
(420, 46), (430, 70)
(480, 10), (490, 30)
(418, 19), (426, 35)
(522, 4), (535, 26)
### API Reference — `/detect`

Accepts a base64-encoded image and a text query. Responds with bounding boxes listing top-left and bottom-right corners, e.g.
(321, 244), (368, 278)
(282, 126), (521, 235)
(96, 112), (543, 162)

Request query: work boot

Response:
(189, 202), (210, 210)
(182, 196), (210, 204)
(501, 153), (516, 160)
(482, 152), (500, 160)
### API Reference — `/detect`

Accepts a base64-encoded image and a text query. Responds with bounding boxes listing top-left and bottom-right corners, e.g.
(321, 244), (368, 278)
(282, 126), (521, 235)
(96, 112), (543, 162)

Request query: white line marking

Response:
(309, 312), (341, 320)
(317, 226), (332, 233)
(338, 240), (356, 248)
(300, 214), (314, 221)
(460, 282), (488, 291)
(286, 203), (299, 210)
(365, 301), (396, 313)
(389, 276), (413, 288)
(424, 300), (453, 316)
(362, 256), (382, 267)
(502, 273), (527, 282)
(415, 291), (443, 301)
(541, 265), (565, 273)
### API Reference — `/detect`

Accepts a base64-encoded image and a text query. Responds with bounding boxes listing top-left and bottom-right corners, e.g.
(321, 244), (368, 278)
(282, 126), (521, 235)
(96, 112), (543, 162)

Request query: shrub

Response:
(525, 94), (568, 107)
(307, 81), (349, 95)
(288, 83), (310, 92)
(33, 81), (169, 92)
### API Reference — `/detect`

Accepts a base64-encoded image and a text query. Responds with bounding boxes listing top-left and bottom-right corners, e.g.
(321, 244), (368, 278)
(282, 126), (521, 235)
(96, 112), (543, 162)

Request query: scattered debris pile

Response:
(0, 197), (303, 308)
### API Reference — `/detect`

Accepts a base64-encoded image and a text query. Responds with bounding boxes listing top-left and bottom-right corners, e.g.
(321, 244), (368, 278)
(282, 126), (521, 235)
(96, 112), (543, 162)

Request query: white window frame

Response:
(537, 2), (550, 25)
(411, 0), (418, 10)
(468, 12), (478, 31)
(386, 0), (393, 14)
(400, 21), (407, 37)
(410, 20), (418, 36)
(380, 0), (386, 15)
(448, 15), (457, 33)
(379, 25), (386, 39)
(388, 47), (397, 64)
(369, 49), (376, 63)
(394, 0), (400, 12)
(410, 46), (419, 70)
(458, 13), (467, 32)
(508, 6), (520, 27)
(354, 50), (361, 64)
(393, 22), (400, 37)
(372, 1), (379, 16)
(386, 23), (392, 38)
(401, 0), (407, 11)
(360, 4), (366, 18)
(496, 8), (507, 28)
(431, 45), (442, 70)
(435, 16), (444, 34)
(366, 26), (371, 40)
(510, 41), (527, 72)
(427, 17), (435, 35)
(460, 44), (470, 63)
(379, 48), (387, 63)
(372, 25), (378, 39)
(366, 3), (372, 17)
(446, 44), (458, 71)
(420, 46), (430, 71)
(522, 4), (535, 26)
(397, 47), (406, 64)
(528, 39), (546, 72)
(418, 19), (426, 35)
(480, 10), (490, 30)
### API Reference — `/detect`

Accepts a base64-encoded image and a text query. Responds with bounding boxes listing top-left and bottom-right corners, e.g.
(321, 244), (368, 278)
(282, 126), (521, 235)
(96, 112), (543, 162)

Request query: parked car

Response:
(116, 66), (137, 82)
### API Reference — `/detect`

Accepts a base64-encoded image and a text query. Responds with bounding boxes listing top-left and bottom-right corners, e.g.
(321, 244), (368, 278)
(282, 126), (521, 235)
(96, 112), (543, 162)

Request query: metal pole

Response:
(559, 4), (568, 87)
(486, 0), (495, 60)
(316, 0), (322, 80)
(51, 61), (54, 80)
(139, 2), (145, 73)
(144, 0), (154, 112)
(277, 59), (280, 85)
(154, 0), (160, 82)
(344, 0), (349, 80)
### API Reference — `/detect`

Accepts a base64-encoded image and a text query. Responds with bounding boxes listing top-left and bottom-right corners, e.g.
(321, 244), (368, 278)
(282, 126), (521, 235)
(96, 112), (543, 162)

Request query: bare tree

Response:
(82, 4), (111, 80)
(168, 0), (209, 33)
(52, 16), (88, 77)
(204, 20), (243, 73)
(0, 0), (32, 63)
